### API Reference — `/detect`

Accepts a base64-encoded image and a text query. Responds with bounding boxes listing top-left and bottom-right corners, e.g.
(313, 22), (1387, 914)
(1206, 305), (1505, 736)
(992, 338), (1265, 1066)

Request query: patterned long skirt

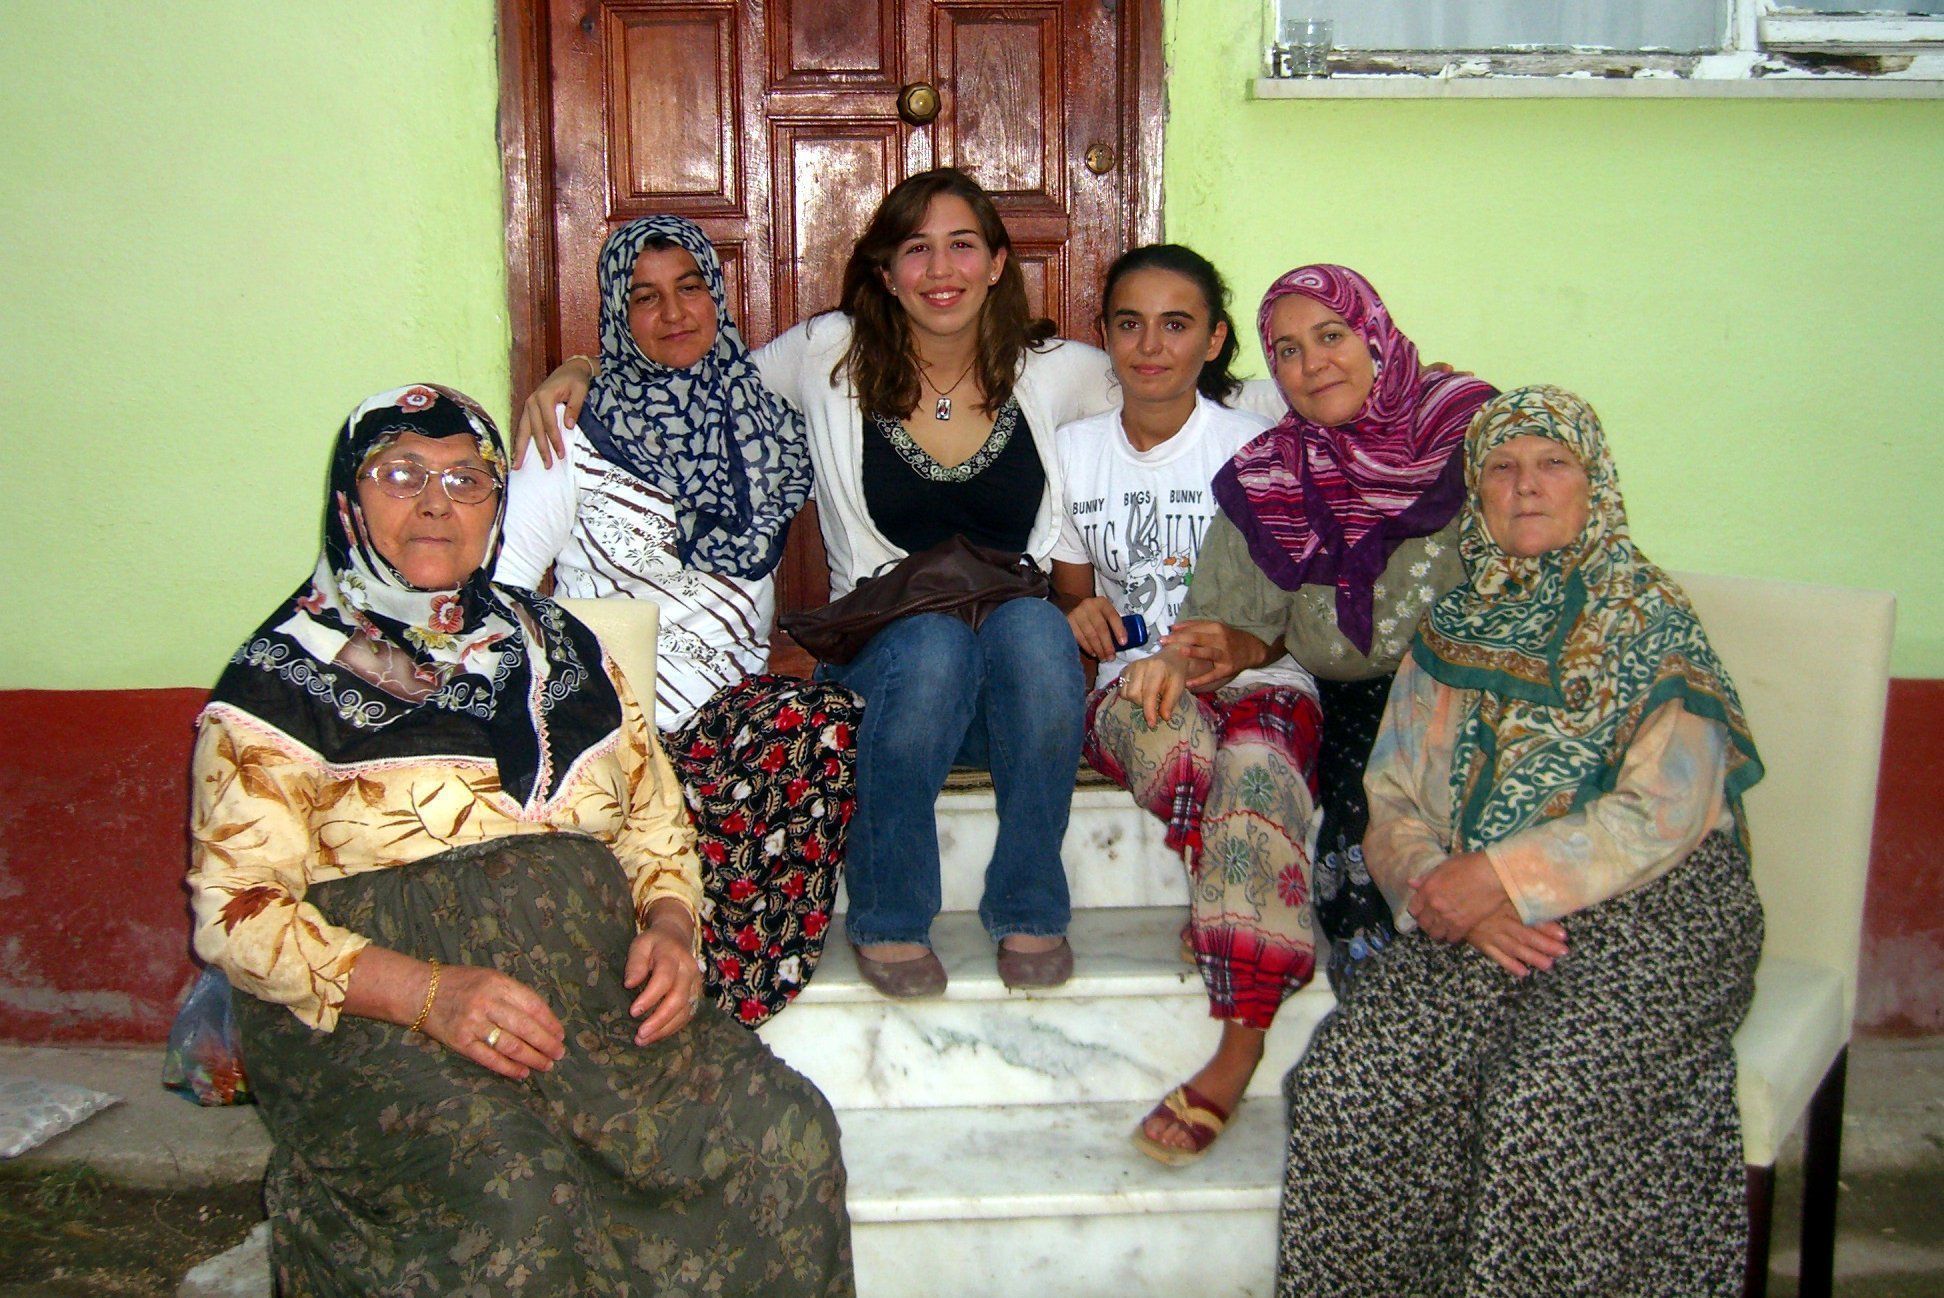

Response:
(1085, 678), (1324, 1030)
(667, 674), (860, 1027)
(1310, 675), (1402, 989)
(236, 835), (855, 1298)
(1278, 831), (1763, 1298)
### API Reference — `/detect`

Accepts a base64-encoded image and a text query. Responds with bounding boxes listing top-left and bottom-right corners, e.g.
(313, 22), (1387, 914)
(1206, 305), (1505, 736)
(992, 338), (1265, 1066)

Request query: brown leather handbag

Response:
(779, 534), (1051, 666)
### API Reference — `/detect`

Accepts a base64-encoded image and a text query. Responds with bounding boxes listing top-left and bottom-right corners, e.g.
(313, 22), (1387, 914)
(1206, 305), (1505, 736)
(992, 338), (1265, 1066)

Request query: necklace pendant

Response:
(934, 395), (952, 421)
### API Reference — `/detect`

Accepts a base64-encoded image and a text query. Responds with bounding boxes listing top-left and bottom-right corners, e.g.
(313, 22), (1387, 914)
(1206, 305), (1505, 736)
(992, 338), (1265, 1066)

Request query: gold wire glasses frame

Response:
(362, 459), (501, 505)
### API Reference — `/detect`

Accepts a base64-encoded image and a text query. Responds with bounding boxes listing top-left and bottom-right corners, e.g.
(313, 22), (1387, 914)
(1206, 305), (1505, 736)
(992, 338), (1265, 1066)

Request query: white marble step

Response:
(843, 1098), (1283, 1298)
(834, 785), (1193, 916)
(177, 1099), (1286, 1298)
(760, 907), (1334, 1112)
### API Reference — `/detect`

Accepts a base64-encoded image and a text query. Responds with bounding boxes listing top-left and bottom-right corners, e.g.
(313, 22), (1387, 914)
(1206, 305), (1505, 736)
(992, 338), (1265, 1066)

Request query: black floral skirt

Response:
(235, 834), (855, 1297)
(670, 674), (860, 1027)
(1310, 674), (1401, 990)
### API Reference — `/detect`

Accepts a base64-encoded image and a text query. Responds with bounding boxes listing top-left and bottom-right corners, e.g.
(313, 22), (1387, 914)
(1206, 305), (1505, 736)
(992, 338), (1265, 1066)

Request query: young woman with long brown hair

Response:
(518, 169), (1116, 997)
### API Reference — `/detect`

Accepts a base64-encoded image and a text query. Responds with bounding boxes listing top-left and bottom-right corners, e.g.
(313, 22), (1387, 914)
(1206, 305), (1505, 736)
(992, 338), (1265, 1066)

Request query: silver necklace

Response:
(921, 358), (977, 421)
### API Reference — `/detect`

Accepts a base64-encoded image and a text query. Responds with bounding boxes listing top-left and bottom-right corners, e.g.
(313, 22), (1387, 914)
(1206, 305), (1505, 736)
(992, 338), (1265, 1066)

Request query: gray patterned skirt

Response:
(235, 834), (854, 1297)
(1279, 830), (1763, 1297)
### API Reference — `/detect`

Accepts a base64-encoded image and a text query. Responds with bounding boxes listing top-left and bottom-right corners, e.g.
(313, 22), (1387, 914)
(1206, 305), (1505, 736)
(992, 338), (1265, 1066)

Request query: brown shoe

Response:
(851, 944), (948, 999)
(996, 937), (1073, 990)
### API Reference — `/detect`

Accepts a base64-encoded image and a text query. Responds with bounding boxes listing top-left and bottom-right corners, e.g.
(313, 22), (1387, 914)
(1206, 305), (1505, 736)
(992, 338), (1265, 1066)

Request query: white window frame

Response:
(1251, 1), (1944, 98)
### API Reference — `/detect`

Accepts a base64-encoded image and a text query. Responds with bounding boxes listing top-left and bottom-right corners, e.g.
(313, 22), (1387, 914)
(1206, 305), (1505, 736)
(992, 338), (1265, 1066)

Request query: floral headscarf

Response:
(580, 215), (812, 580)
(1414, 385), (1762, 851)
(1211, 264), (1496, 653)
(206, 384), (622, 807)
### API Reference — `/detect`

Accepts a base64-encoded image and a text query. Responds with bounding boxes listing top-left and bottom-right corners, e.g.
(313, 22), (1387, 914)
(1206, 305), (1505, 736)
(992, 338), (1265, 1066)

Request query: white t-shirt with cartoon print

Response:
(1052, 394), (1315, 694)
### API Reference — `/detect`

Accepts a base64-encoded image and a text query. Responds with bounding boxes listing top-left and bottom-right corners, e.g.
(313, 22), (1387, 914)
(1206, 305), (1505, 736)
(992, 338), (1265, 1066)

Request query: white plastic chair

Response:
(1678, 572), (1895, 1298)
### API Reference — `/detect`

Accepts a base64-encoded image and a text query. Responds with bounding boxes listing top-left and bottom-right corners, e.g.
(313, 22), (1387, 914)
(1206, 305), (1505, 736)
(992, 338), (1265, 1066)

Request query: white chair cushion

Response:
(554, 596), (661, 730)
(1734, 956), (1848, 1167)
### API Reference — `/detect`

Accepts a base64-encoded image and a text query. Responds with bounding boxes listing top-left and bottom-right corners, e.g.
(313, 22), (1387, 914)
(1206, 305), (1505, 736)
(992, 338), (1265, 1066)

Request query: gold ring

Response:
(484, 1025), (504, 1050)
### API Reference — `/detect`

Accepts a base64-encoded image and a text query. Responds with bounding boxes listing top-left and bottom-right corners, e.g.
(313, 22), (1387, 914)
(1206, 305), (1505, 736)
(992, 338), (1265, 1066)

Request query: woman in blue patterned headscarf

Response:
(578, 215), (812, 578)
(1277, 386), (1764, 1296)
(500, 216), (860, 1029)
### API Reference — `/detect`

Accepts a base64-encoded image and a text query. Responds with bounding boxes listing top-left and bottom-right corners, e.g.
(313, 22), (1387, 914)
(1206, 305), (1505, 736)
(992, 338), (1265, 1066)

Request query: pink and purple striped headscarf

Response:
(1211, 265), (1495, 653)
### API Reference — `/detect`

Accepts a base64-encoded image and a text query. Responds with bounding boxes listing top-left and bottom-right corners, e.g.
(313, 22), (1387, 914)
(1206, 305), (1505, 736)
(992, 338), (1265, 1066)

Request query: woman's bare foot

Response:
(998, 933), (1065, 955)
(1142, 1022), (1265, 1153)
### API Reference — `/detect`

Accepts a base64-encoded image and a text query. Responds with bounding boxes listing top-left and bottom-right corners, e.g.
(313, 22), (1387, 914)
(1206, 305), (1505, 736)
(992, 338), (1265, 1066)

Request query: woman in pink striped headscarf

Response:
(1215, 265), (1494, 652)
(1100, 264), (1494, 1164)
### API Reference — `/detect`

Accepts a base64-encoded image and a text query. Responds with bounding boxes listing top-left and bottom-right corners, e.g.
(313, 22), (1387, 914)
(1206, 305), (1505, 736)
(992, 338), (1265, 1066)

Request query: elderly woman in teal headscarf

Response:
(1277, 386), (1765, 1296)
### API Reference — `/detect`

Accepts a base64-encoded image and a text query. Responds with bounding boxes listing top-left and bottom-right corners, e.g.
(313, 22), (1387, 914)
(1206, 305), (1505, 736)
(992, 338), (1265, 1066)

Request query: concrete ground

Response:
(1, 1036), (1939, 1294)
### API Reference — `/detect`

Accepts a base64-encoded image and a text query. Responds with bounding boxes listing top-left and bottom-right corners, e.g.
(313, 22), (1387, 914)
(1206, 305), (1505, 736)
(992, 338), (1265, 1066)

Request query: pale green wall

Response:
(2, 3), (1939, 687)
(1163, 2), (1944, 675)
(0, 2), (508, 689)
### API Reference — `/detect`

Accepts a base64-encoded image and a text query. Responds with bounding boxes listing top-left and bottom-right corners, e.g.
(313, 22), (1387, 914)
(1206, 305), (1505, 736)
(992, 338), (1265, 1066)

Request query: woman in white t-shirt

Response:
(1050, 245), (1325, 1167)
(498, 216), (861, 1029)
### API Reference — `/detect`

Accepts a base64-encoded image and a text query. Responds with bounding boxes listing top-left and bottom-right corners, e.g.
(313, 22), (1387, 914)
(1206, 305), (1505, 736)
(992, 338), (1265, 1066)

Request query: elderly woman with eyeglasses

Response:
(188, 384), (853, 1296)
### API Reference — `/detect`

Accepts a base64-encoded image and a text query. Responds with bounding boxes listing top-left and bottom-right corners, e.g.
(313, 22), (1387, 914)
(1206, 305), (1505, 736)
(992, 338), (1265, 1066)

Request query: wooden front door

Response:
(500, 0), (1163, 661)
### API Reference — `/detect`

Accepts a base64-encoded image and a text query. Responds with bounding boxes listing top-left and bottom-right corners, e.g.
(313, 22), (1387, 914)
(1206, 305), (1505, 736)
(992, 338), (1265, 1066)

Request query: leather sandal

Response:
(996, 936), (1073, 990)
(851, 944), (947, 999)
(1131, 1083), (1231, 1167)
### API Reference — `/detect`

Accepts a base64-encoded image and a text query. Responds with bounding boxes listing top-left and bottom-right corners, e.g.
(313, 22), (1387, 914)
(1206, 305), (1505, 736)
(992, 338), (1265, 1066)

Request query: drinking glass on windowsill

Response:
(1282, 17), (1333, 78)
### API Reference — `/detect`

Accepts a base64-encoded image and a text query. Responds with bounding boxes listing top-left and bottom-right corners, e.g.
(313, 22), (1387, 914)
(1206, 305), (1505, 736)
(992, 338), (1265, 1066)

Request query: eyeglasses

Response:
(362, 459), (501, 505)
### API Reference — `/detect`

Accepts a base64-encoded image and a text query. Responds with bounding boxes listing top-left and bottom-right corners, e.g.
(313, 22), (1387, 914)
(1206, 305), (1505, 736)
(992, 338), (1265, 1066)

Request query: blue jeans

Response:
(823, 598), (1084, 947)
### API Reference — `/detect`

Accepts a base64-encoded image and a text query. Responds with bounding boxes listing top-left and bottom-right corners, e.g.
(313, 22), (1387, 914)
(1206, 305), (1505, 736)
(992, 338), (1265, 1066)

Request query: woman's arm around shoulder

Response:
(495, 412), (578, 590)
(752, 310), (853, 411)
(1020, 336), (1116, 428)
(514, 355), (597, 468)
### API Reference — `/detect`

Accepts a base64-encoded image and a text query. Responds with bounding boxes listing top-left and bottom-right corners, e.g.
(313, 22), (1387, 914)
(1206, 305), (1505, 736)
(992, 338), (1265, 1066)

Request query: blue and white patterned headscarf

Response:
(580, 215), (812, 580)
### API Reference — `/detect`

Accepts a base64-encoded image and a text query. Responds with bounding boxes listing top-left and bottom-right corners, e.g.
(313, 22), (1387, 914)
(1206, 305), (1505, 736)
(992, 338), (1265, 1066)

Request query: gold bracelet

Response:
(409, 959), (441, 1034)
(564, 353), (596, 377)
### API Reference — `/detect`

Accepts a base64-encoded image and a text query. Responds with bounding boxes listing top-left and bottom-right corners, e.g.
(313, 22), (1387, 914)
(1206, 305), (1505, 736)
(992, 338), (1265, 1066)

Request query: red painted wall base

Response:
(0, 688), (208, 1043)
(1859, 678), (1944, 1036)
(0, 681), (1938, 1043)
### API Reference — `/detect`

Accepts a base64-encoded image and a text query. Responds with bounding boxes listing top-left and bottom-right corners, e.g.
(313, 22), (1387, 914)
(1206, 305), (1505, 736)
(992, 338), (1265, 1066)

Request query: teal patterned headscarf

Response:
(1414, 385), (1762, 852)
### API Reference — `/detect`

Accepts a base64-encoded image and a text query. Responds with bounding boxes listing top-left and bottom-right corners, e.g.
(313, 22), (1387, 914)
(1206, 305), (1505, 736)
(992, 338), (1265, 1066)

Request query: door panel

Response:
(772, 125), (903, 325)
(769, 0), (899, 86)
(936, 5), (1063, 203)
(503, 0), (1162, 668)
(611, 9), (738, 204)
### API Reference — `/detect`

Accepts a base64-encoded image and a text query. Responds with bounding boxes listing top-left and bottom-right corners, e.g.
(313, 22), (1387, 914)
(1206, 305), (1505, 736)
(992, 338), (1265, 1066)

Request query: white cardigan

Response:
(754, 313), (1120, 597)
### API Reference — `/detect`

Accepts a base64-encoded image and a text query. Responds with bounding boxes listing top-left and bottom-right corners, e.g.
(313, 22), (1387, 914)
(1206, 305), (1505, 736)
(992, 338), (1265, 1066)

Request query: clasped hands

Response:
(410, 897), (702, 1080)
(1112, 620), (1273, 725)
(1408, 851), (1568, 979)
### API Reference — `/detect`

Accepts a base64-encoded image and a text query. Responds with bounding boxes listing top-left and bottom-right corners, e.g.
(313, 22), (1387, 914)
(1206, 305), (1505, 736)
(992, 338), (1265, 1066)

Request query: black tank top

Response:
(860, 397), (1044, 555)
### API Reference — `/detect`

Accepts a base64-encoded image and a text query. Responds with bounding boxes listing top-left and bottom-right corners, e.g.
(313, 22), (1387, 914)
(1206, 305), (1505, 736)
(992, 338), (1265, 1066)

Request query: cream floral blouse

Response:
(1363, 653), (1735, 928)
(188, 664), (700, 1030)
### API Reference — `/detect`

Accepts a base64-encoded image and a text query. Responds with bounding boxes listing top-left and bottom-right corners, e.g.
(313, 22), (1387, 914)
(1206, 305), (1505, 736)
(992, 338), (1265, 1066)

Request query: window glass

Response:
(1307, 2), (1726, 53)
